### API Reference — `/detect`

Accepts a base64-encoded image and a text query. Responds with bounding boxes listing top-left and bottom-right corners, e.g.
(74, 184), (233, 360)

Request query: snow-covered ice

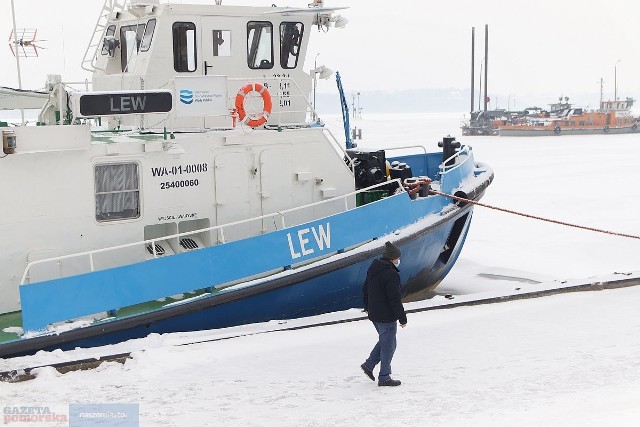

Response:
(1, 112), (639, 426)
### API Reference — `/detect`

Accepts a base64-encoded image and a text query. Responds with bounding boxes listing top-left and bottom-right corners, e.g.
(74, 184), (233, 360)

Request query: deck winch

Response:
(345, 149), (387, 189)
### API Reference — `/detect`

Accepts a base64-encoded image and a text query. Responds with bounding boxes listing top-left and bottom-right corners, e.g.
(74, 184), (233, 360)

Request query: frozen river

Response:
(2, 112), (640, 426)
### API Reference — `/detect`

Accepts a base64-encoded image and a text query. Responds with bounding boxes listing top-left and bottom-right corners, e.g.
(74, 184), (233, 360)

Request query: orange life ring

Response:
(234, 83), (272, 128)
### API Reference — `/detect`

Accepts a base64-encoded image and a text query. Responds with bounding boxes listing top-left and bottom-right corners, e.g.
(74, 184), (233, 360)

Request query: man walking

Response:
(361, 241), (407, 387)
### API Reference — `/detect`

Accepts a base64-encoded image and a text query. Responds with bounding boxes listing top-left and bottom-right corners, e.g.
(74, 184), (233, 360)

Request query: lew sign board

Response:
(72, 90), (173, 117)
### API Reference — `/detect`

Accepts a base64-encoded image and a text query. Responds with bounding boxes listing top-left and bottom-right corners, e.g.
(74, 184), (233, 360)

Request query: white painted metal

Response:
(0, 88), (47, 110)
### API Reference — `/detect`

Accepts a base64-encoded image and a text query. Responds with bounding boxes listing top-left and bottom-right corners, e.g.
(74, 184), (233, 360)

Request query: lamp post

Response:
(351, 93), (356, 119)
(508, 93), (515, 112)
(311, 61), (333, 122)
(614, 58), (621, 102)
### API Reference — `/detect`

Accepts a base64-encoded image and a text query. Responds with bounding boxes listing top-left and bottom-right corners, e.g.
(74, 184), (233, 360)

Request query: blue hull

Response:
(1, 204), (474, 358)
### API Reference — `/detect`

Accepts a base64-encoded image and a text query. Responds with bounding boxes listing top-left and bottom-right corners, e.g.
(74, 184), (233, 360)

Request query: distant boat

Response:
(498, 97), (638, 136)
(461, 109), (503, 136)
(461, 25), (499, 136)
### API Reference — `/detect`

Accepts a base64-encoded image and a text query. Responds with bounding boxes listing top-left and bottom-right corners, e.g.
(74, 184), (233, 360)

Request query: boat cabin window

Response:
(120, 24), (146, 72)
(247, 21), (273, 69)
(140, 19), (156, 52)
(212, 30), (231, 57)
(95, 163), (141, 222)
(173, 22), (197, 72)
(101, 25), (116, 56)
(280, 22), (303, 69)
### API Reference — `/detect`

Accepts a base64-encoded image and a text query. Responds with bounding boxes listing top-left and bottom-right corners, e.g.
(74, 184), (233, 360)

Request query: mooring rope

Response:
(429, 189), (640, 241)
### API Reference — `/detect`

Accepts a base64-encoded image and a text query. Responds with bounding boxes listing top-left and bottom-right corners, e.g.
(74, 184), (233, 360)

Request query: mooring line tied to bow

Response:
(429, 189), (640, 241)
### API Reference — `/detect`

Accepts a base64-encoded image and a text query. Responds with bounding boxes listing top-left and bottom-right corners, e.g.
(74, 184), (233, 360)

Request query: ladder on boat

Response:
(81, 0), (129, 72)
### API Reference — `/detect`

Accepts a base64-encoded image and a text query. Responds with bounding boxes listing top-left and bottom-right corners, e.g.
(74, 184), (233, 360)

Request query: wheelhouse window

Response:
(247, 21), (273, 69)
(213, 30), (231, 57)
(140, 18), (156, 52)
(95, 163), (140, 222)
(173, 22), (197, 72)
(120, 24), (146, 72)
(101, 25), (116, 56)
(280, 22), (303, 69)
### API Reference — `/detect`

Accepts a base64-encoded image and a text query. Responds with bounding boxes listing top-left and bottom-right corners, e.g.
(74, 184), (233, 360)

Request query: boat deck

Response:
(0, 312), (22, 343)
(0, 289), (211, 345)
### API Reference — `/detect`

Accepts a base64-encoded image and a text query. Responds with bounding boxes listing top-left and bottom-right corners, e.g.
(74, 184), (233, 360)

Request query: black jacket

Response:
(362, 258), (407, 324)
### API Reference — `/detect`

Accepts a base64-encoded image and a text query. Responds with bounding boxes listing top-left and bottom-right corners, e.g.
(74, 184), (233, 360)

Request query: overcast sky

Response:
(2, 0), (640, 108)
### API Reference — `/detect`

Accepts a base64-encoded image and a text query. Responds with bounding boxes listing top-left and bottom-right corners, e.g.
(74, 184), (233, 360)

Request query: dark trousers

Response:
(363, 321), (397, 381)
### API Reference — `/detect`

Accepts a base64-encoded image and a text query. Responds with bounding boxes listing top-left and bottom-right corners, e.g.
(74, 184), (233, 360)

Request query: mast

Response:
(483, 24), (488, 115)
(598, 77), (604, 109)
(478, 61), (482, 111)
(470, 27), (475, 115)
(10, 0), (25, 125)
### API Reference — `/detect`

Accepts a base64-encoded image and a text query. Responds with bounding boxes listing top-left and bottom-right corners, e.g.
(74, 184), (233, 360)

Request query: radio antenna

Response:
(9, 29), (46, 58)
(9, 0), (24, 125)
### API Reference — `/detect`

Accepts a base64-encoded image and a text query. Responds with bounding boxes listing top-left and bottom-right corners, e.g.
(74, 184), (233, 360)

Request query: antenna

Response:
(8, 28), (46, 58)
(9, 0), (24, 125)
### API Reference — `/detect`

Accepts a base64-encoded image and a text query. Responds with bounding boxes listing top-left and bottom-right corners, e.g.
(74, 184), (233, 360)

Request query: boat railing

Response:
(384, 145), (428, 156)
(439, 145), (470, 174)
(19, 179), (406, 287)
(438, 145), (474, 194)
(322, 127), (354, 172)
(81, 0), (130, 72)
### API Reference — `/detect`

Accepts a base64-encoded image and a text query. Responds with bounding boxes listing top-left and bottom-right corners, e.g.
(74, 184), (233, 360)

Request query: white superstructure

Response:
(0, 0), (352, 314)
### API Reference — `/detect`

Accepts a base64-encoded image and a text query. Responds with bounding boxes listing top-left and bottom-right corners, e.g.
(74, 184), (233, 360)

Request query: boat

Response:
(461, 110), (503, 136)
(0, 0), (493, 358)
(460, 25), (501, 136)
(498, 96), (638, 136)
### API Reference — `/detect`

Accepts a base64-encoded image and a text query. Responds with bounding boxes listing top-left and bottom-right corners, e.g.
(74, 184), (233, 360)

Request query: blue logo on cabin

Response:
(179, 89), (194, 105)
